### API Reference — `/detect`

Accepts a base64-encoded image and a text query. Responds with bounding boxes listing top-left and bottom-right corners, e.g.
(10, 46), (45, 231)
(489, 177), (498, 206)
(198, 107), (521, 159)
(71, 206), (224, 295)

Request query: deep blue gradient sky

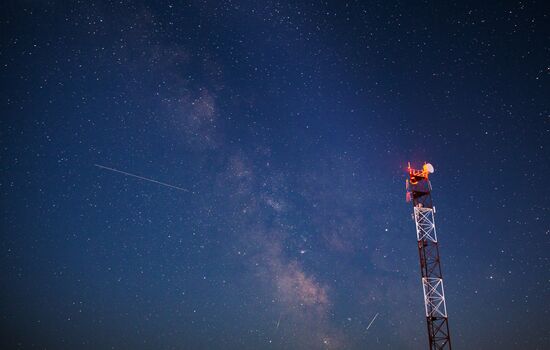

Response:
(1, 1), (548, 349)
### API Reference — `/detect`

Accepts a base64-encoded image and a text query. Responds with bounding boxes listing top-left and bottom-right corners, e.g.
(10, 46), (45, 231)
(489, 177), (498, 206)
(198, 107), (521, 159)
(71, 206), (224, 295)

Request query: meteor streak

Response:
(94, 164), (189, 192)
(366, 312), (379, 331)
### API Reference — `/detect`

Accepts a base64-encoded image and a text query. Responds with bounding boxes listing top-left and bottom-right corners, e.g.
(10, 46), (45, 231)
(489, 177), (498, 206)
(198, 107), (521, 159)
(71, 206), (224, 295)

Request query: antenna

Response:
(424, 163), (435, 174)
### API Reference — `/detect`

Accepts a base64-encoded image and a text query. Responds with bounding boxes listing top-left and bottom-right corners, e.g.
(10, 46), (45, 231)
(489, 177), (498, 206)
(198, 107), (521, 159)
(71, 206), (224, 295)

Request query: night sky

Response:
(1, 1), (548, 349)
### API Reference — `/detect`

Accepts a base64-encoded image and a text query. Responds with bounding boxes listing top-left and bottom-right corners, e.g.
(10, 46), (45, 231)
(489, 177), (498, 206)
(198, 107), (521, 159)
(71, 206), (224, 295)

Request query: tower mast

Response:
(406, 163), (452, 349)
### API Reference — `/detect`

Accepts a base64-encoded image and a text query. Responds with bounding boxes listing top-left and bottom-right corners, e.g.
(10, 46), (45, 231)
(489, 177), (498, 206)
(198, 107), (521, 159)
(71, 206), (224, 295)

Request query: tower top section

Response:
(406, 162), (435, 206)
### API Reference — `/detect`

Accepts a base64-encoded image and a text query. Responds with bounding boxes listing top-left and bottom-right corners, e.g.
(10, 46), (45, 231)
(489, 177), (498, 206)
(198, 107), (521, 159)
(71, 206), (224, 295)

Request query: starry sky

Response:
(1, 1), (548, 349)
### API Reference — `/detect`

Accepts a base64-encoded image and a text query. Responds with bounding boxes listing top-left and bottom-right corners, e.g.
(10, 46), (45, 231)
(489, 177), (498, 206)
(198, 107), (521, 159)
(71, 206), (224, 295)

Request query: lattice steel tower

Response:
(406, 163), (451, 349)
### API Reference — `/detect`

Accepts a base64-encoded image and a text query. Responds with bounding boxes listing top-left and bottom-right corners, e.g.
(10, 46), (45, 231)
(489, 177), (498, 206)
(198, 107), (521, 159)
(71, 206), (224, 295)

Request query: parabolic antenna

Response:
(424, 163), (435, 174)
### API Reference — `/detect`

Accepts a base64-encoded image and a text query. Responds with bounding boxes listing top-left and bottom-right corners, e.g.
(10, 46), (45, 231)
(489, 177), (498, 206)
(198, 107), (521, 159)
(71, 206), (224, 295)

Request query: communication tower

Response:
(406, 162), (452, 349)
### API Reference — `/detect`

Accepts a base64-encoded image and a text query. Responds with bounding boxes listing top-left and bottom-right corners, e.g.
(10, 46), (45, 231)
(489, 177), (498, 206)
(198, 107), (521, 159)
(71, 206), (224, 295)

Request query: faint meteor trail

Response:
(94, 164), (189, 192)
(366, 312), (379, 331)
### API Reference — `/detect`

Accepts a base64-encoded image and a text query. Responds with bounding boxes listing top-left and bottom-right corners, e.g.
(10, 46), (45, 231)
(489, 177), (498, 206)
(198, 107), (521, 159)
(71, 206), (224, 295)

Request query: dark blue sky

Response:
(1, 1), (548, 349)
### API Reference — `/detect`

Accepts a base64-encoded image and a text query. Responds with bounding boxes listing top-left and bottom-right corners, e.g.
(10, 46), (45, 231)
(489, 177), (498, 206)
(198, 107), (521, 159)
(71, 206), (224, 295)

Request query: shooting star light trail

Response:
(366, 312), (379, 331)
(94, 164), (189, 192)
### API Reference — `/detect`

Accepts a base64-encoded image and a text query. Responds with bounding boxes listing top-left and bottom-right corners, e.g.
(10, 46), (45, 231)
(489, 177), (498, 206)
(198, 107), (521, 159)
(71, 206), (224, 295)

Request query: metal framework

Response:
(406, 163), (451, 349)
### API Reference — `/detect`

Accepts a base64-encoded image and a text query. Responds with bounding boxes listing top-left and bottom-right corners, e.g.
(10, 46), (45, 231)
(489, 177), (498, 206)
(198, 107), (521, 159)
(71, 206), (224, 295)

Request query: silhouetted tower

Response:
(406, 163), (451, 349)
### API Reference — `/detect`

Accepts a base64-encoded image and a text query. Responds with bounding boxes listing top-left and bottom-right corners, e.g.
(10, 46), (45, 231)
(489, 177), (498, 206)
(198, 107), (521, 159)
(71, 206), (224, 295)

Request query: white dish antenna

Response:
(424, 163), (435, 174)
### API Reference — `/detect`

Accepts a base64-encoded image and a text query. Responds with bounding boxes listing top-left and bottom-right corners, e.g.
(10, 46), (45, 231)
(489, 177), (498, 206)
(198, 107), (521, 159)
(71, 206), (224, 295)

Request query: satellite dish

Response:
(425, 163), (435, 174)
